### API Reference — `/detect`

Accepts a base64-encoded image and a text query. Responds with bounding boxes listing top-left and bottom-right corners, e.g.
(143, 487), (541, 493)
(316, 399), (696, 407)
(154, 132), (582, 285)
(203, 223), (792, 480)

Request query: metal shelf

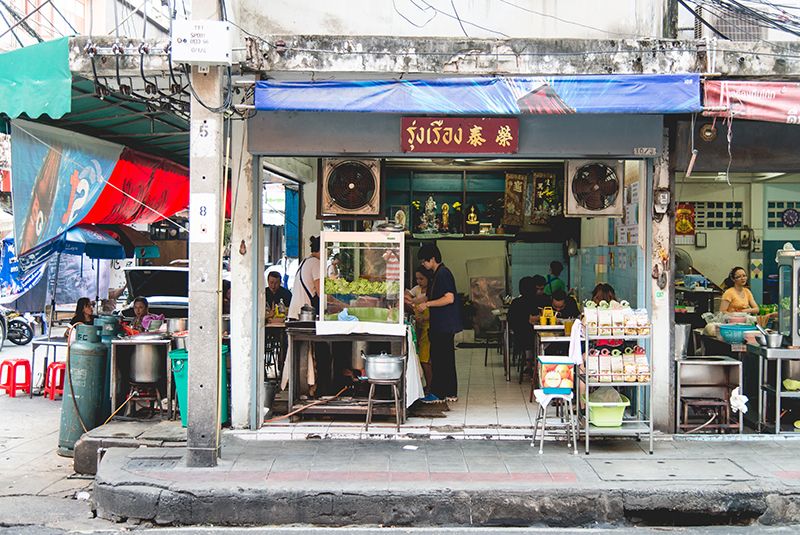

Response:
(582, 421), (651, 436)
(586, 334), (652, 341)
(762, 384), (800, 398)
(578, 375), (651, 387)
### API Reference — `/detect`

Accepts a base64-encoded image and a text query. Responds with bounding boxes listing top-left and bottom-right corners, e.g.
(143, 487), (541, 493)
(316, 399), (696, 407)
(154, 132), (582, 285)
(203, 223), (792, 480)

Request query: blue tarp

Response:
(255, 74), (701, 115)
(0, 236), (46, 304)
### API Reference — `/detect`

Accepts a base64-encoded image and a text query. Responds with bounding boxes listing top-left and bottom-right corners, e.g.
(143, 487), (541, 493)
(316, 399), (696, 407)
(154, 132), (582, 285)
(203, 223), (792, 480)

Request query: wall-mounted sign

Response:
(675, 202), (696, 236)
(401, 117), (519, 154)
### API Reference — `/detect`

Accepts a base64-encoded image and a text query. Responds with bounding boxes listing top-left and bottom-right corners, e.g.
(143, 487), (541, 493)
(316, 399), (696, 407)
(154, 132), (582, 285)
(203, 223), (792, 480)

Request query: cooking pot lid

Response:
(130, 332), (168, 340)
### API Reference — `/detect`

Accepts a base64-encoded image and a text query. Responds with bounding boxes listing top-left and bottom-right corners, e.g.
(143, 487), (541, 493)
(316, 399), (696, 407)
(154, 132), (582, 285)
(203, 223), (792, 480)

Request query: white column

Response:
(650, 130), (675, 432)
(229, 123), (265, 428)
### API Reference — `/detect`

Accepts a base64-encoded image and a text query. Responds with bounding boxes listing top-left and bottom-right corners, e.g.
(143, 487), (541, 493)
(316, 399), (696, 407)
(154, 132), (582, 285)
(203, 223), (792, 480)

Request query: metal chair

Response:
(531, 389), (579, 454)
(366, 378), (402, 432)
(483, 330), (502, 366)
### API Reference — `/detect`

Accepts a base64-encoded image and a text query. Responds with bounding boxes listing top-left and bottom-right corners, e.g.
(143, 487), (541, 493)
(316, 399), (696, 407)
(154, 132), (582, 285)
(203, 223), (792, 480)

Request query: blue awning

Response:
(255, 74), (701, 115)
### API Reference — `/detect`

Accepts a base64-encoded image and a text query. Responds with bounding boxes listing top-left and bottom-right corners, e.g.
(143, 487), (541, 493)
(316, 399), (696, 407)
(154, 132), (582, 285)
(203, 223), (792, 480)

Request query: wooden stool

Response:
(366, 378), (402, 432)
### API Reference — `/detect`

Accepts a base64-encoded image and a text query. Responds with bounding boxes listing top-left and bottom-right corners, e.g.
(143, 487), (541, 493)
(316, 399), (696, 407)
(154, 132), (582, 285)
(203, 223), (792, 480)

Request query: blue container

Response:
(719, 324), (758, 344)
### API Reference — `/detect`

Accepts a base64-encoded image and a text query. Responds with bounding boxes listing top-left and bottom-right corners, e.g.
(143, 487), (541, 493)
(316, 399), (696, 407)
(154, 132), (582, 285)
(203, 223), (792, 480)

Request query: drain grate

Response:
(587, 458), (752, 481)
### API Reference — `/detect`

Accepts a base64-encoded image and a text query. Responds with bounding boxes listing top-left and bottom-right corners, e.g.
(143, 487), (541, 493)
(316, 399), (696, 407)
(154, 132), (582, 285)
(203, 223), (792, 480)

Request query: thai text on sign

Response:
(401, 117), (519, 153)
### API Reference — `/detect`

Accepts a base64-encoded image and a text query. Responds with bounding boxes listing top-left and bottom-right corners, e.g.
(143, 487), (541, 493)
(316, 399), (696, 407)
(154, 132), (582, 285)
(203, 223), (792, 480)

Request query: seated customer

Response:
(508, 277), (539, 354)
(266, 271), (293, 312)
(70, 297), (96, 326)
(551, 289), (580, 319)
(591, 283), (617, 304)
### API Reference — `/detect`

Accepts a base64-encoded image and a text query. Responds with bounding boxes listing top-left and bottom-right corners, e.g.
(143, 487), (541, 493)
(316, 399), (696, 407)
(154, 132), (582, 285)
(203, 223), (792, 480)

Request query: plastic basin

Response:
(718, 324), (758, 344)
(586, 394), (630, 427)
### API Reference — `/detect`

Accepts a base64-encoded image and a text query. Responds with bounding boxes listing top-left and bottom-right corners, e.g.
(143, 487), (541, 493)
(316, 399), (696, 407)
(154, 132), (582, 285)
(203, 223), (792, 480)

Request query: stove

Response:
(126, 382), (163, 418)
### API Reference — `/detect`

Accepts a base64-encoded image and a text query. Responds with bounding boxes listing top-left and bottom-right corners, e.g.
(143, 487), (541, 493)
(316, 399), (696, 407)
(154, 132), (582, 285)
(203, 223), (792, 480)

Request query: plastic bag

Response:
(588, 386), (623, 403)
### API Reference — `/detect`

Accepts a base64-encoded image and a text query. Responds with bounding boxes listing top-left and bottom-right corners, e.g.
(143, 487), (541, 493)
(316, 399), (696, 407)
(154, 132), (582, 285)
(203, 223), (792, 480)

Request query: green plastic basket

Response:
(586, 394), (630, 427)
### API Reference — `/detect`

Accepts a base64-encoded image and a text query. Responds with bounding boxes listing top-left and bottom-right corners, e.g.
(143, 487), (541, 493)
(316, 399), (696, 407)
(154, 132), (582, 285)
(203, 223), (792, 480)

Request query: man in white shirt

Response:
(288, 236), (321, 320)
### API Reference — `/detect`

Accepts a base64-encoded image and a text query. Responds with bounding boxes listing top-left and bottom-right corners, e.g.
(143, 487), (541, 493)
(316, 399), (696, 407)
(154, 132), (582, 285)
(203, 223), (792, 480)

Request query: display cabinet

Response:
(318, 231), (405, 336)
(777, 250), (800, 347)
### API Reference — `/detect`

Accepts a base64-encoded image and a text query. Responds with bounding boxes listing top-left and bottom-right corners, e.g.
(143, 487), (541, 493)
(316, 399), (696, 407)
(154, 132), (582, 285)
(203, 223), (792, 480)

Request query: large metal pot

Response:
(168, 318), (188, 332)
(129, 333), (167, 383)
(221, 315), (230, 334)
(299, 305), (316, 322)
(361, 351), (405, 380)
(171, 335), (187, 350)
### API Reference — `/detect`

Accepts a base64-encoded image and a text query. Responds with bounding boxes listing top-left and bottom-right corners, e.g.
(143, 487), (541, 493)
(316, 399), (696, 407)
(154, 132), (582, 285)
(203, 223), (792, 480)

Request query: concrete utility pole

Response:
(186, 0), (224, 467)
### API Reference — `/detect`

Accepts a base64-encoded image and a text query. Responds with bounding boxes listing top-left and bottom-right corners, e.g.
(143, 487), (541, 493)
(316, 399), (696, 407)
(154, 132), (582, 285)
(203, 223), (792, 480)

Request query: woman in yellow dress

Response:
(405, 266), (433, 389)
(720, 266), (759, 314)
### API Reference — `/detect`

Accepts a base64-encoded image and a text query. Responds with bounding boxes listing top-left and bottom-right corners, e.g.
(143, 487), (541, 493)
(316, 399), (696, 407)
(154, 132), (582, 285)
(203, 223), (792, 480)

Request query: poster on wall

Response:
(675, 202), (696, 236)
(615, 183), (639, 245)
(0, 133), (11, 192)
(502, 173), (526, 226)
(531, 172), (563, 225)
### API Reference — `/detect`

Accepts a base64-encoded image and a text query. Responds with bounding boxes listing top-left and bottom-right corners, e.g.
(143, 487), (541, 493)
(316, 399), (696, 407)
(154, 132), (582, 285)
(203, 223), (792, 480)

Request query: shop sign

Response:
(502, 173), (526, 227)
(675, 202), (695, 236)
(401, 117), (519, 153)
(704, 80), (800, 124)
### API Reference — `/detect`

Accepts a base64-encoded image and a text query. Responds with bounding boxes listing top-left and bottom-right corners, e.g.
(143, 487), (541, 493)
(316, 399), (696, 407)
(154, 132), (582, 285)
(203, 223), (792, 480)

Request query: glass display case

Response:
(777, 250), (800, 347)
(318, 231), (405, 336)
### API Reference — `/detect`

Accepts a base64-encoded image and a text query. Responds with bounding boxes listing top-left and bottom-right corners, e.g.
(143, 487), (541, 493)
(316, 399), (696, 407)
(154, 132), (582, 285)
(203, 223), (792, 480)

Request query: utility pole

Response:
(663, 0), (679, 39)
(186, 0), (224, 468)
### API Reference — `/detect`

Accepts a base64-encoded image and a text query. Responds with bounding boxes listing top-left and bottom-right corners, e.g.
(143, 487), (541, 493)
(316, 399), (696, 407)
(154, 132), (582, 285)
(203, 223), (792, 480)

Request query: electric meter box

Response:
(171, 19), (232, 66)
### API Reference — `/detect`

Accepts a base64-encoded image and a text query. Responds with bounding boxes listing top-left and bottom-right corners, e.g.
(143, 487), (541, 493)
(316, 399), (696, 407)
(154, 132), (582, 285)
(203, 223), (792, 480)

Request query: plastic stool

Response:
(531, 389), (578, 454)
(366, 378), (402, 433)
(0, 359), (32, 397)
(43, 362), (66, 400)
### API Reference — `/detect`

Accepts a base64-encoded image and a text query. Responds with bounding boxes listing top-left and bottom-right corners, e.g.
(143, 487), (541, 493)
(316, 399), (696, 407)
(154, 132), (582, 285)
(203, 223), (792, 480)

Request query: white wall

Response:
(239, 0), (666, 39)
(675, 181), (750, 287)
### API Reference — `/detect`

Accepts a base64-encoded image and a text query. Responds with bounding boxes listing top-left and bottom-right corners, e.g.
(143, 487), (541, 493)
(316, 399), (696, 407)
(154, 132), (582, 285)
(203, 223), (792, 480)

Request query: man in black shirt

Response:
(266, 271), (292, 312)
(415, 243), (461, 402)
(551, 289), (580, 319)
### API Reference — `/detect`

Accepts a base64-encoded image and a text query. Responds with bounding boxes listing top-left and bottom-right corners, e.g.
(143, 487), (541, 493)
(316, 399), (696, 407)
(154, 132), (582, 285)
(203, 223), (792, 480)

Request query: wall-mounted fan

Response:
(565, 160), (624, 217)
(318, 158), (382, 218)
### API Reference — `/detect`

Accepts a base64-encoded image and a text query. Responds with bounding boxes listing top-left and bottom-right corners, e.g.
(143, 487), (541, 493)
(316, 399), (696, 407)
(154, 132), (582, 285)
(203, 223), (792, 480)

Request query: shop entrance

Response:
(262, 155), (650, 436)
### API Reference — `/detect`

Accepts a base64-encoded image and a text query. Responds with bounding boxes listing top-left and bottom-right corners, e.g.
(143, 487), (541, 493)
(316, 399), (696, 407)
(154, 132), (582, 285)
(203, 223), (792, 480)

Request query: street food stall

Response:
(282, 231), (423, 423)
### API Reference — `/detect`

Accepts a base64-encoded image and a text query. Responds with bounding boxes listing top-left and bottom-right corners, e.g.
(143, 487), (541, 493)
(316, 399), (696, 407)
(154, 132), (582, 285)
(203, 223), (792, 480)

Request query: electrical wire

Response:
(264, 386), (349, 423)
(0, 6), (24, 48)
(450, 0), (469, 38)
(392, 0), (436, 29)
(415, 0), (509, 38)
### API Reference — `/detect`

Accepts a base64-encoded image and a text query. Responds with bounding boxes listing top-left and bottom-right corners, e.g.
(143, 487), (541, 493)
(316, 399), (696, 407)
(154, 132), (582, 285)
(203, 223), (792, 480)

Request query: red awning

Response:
(704, 80), (800, 124)
(80, 148), (189, 225)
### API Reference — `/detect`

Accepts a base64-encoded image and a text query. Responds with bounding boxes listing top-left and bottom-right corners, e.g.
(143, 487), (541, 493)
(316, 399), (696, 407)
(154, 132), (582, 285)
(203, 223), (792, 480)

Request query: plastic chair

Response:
(531, 389), (578, 454)
(43, 361), (66, 400)
(0, 359), (32, 397)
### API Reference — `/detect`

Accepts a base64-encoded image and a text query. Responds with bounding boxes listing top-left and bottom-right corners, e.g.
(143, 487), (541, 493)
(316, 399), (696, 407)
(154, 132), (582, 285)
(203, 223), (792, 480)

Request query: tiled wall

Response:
(509, 242), (565, 295)
(571, 245), (642, 307)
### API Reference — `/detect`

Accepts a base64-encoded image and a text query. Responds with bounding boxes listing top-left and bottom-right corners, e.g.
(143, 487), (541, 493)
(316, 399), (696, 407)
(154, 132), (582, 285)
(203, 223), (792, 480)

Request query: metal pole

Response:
(186, 0), (224, 467)
(95, 259), (100, 305)
(47, 253), (62, 341)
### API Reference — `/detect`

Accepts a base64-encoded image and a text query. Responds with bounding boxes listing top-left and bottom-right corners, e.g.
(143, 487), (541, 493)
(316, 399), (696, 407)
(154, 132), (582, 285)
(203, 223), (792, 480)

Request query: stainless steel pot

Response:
(299, 305), (316, 322)
(129, 333), (167, 383)
(168, 318), (188, 332)
(759, 332), (784, 348)
(221, 315), (231, 334)
(361, 351), (405, 380)
(171, 335), (187, 350)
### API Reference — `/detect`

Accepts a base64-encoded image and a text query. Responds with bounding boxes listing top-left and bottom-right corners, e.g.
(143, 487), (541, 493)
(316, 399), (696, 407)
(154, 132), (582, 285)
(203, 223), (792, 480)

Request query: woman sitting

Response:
(69, 298), (95, 326)
(130, 297), (150, 330)
(720, 266), (758, 314)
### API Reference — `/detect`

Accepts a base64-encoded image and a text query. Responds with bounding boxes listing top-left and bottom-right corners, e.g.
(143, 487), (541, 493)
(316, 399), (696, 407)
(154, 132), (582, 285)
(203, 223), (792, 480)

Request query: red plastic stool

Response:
(44, 362), (66, 400)
(0, 359), (32, 397)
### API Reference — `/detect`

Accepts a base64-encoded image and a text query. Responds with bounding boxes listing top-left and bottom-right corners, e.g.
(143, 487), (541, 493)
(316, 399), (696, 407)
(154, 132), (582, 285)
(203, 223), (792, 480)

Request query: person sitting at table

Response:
(130, 297), (149, 331)
(528, 274), (552, 324)
(69, 297), (95, 326)
(591, 283), (617, 304)
(266, 270), (292, 316)
(551, 289), (580, 319)
(720, 266), (759, 314)
(222, 280), (231, 315)
(508, 277), (538, 360)
(544, 261), (566, 296)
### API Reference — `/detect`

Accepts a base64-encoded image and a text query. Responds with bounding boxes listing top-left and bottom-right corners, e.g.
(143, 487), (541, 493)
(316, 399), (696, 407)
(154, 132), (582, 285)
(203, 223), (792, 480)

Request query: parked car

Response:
(120, 266), (188, 320)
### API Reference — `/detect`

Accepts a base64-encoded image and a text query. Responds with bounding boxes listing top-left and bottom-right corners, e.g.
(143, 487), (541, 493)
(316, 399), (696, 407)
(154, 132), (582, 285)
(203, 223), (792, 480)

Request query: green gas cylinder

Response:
(94, 315), (121, 420)
(58, 324), (107, 457)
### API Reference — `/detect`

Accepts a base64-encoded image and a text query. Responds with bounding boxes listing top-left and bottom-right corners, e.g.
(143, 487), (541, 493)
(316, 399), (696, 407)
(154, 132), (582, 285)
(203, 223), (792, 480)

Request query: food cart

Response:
(283, 231), (422, 423)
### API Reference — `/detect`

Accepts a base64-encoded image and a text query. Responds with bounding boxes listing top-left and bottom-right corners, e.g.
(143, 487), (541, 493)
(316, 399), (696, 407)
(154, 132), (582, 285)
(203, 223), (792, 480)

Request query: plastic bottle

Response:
(277, 299), (287, 318)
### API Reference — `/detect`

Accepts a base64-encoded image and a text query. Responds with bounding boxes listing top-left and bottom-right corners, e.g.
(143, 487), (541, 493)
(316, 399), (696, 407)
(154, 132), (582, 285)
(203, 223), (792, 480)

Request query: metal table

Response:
(110, 337), (174, 420)
(285, 326), (406, 422)
(30, 336), (69, 398)
(746, 344), (800, 434)
(676, 356), (743, 434)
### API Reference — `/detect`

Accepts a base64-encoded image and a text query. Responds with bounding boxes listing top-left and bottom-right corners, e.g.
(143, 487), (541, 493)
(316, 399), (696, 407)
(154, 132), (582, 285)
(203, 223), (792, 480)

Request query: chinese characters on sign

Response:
(502, 173), (526, 227)
(401, 117), (519, 154)
(675, 202), (695, 236)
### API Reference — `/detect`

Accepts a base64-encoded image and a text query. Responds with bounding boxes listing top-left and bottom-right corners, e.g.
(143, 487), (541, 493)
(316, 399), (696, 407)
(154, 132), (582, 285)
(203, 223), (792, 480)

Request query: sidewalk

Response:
(94, 432), (800, 528)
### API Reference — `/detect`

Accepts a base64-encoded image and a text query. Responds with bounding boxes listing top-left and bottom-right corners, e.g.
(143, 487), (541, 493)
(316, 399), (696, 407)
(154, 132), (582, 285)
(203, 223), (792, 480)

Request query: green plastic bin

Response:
(170, 346), (230, 428)
(586, 394), (630, 427)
